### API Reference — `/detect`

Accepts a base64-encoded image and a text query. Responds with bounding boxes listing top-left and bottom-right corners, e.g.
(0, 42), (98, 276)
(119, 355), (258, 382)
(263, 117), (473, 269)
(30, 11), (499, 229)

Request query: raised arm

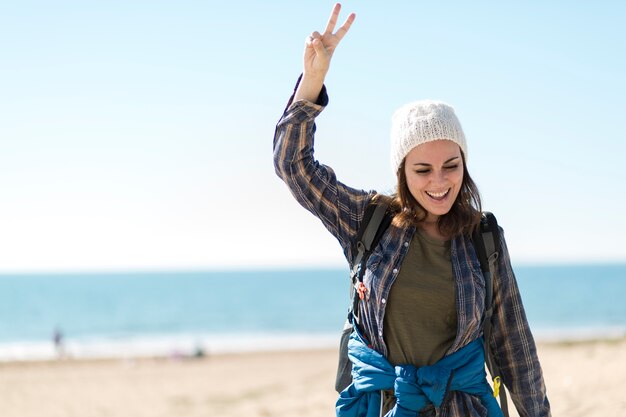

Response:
(273, 4), (371, 261)
(294, 3), (356, 102)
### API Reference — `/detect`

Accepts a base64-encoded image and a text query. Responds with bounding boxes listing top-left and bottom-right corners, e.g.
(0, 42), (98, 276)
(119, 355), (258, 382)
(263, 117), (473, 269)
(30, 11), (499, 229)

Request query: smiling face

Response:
(403, 139), (464, 223)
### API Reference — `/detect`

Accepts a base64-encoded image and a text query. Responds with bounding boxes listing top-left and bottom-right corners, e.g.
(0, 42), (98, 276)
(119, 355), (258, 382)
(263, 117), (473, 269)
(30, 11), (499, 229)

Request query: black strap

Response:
(473, 212), (509, 417)
(349, 201), (391, 323)
(351, 202), (389, 278)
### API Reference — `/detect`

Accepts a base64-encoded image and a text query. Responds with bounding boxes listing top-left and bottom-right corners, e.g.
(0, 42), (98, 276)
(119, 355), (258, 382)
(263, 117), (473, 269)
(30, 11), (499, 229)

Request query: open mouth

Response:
(426, 189), (450, 201)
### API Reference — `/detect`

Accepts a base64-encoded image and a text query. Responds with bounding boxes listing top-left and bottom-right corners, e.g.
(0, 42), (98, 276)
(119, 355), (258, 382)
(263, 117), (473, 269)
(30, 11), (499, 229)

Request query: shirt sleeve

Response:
(489, 229), (551, 417)
(273, 76), (375, 262)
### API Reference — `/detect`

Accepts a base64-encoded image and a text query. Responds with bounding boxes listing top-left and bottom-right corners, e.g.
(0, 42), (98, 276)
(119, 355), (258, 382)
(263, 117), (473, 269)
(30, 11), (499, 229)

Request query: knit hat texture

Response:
(390, 100), (467, 174)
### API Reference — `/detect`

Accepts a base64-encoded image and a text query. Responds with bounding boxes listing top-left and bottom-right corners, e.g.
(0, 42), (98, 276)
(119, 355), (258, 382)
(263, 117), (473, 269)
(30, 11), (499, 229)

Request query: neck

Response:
(419, 221), (447, 242)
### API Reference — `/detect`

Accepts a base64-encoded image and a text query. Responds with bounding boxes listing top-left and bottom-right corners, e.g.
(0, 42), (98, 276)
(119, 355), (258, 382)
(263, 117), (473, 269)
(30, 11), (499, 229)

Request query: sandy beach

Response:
(0, 338), (624, 417)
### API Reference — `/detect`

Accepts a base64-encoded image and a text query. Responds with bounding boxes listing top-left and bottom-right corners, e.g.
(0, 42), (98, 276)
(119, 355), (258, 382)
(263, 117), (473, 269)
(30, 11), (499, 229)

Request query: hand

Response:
(294, 3), (356, 102)
(302, 3), (356, 80)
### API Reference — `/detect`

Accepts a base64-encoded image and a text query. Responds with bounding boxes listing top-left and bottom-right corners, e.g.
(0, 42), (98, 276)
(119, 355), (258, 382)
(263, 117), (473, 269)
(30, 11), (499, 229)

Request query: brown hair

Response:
(376, 152), (482, 238)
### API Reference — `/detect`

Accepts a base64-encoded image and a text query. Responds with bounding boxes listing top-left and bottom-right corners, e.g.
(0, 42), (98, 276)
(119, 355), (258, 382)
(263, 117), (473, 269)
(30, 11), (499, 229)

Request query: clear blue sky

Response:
(1, 1), (625, 272)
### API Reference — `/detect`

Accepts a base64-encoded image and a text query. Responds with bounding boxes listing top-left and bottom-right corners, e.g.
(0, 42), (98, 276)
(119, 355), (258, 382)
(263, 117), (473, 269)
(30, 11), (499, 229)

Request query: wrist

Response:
(301, 70), (326, 85)
(294, 74), (325, 103)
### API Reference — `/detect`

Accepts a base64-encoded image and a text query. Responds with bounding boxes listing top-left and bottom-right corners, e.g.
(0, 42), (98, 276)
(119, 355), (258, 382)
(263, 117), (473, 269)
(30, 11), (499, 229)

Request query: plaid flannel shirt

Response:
(273, 80), (550, 417)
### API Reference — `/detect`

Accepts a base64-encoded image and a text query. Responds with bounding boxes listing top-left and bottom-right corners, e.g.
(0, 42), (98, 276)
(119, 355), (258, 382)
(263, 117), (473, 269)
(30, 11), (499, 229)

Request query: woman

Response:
(273, 4), (550, 417)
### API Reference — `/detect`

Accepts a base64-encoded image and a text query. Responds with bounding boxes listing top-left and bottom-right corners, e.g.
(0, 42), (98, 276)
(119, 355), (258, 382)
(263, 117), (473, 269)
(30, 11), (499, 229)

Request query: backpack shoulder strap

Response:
(349, 200), (392, 321)
(351, 201), (390, 270)
(473, 212), (500, 310)
(473, 211), (509, 417)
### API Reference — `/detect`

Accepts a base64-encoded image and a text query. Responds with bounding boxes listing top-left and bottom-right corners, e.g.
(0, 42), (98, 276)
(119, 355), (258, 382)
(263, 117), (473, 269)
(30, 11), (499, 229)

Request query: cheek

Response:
(405, 175), (426, 194)
(406, 178), (431, 205)
(452, 170), (464, 186)
(450, 171), (464, 199)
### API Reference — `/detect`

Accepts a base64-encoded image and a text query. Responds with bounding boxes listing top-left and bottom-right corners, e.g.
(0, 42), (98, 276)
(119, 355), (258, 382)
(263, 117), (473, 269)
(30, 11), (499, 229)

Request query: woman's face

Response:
(403, 139), (464, 222)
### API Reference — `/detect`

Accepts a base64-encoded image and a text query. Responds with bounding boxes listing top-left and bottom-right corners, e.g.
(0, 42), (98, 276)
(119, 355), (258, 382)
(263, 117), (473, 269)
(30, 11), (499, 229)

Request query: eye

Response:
(444, 164), (459, 171)
(414, 169), (431, 175)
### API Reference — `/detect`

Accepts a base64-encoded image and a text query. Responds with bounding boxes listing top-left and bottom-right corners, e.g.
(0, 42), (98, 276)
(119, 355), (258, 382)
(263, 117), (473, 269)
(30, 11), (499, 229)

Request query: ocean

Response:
(1, 264), (625, 361)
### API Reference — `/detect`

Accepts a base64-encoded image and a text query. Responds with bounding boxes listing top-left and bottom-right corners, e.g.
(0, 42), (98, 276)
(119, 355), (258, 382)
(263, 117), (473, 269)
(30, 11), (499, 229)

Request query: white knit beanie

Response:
(390, 100), (467, 175)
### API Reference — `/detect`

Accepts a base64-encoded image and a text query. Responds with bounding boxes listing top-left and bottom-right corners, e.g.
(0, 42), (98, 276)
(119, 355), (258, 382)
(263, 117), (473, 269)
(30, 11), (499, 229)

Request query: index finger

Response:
(323, 3), (342, 35)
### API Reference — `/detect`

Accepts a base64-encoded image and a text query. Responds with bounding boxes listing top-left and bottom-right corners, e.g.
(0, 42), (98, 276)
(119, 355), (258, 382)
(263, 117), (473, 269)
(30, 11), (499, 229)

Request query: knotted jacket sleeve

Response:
(273, 79), (374, 262)
(489, 229), (551, 417)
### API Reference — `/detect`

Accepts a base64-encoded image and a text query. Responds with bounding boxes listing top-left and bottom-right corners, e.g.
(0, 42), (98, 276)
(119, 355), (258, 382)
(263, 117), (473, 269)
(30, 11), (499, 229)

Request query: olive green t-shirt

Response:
(383, 227), (458, 368)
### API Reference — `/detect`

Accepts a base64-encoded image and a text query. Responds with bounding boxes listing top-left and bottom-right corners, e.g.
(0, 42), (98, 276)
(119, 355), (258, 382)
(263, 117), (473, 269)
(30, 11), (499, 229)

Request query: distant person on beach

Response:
(273, 3), (550, 417)
(53, 327), (65, 359)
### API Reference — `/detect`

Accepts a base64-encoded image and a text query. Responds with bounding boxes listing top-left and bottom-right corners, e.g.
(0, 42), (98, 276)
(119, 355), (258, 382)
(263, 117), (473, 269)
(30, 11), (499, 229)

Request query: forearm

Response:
(293, 73), (325, 103)
(490, 233), (551, 416)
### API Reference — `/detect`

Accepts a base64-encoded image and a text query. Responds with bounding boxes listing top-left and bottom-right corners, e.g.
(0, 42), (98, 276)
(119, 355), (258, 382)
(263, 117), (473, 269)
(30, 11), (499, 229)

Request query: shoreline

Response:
(1, 334), (625, 366)
(1, 330), (625, 364)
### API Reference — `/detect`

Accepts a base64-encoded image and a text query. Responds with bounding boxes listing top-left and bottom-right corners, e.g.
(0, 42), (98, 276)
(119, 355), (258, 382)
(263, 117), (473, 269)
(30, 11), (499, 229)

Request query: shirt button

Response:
(393, 268), (398, 274)
(381, 298), (386, 304)
(379, 330), (383, 336)
(404, 242), (409, 247)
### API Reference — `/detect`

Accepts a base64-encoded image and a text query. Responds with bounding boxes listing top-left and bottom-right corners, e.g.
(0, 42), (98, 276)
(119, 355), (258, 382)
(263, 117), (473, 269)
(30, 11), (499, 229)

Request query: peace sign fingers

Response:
(323, 3), (356, 43)
(295, 3), (356, 101)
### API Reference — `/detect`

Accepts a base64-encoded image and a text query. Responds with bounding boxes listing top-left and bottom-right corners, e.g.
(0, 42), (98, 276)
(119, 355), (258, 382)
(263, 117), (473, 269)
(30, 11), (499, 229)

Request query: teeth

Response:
(426, 189), (449, 198)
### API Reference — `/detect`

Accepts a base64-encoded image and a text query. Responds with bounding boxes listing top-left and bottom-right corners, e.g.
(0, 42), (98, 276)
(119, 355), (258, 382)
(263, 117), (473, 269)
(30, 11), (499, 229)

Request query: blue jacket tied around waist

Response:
(336, 329), (503, 417)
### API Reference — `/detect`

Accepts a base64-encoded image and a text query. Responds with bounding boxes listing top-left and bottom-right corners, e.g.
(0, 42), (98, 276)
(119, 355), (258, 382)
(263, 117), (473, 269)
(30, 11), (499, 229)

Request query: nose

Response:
(431, 169), (447, 186)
